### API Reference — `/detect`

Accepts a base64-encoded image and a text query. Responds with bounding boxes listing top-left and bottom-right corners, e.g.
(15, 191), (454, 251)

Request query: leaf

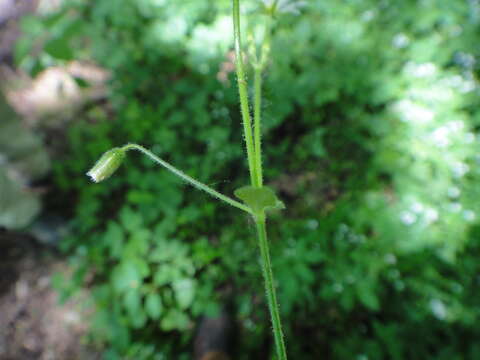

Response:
(154, 266), (182, 286)
(0, 168), (41, 229)
(112, 262), (141, 293)
(123, 290), (147, 328)
(234, 186), (285, 215)
(132, 257), (150, 278)
(119, 206), (143, 233)
(123, 228), (150, 257)
(44, 37), (74, 60)
(130, 311), (147, 329)
(103, 221), (124, 259)
(357, 283), (380, 311)
(145, 292), (163, 320)
(160, 309), (190, 331)
(123, 289), (141, 314)
(173, 278), (196, 309)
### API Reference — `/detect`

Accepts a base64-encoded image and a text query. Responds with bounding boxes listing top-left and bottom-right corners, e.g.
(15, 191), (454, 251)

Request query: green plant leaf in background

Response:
(112, 261), (142, 293)
(145, 292), (163, 320)
(173, 278), (196, 310)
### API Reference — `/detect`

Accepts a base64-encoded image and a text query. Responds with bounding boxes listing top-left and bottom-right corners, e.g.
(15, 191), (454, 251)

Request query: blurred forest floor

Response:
(0, 231), (99, 360)
(0, 1), (98, 359)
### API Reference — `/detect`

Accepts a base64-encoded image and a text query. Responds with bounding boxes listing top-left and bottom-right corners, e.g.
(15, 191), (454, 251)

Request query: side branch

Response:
(122, 144), (253, 215)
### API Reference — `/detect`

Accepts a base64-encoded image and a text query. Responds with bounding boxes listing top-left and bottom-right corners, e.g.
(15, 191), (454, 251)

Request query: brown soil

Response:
(0, 231), (99, 360)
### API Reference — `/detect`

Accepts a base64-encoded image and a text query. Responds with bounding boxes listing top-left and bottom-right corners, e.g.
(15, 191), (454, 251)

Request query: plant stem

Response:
(253, 16), (272, 188)
(253, 67), (263, 187)
(233, 0), (258, 187)
(121, 143), (252, 215)
(232, 1), (287, 358)
(255, 217), (287, 360)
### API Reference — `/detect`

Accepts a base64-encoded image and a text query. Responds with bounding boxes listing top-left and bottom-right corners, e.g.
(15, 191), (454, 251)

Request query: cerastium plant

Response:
(87, 0), (288, 358)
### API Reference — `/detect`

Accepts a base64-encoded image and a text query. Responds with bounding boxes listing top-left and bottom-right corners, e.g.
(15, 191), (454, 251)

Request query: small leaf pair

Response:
(234, 185), (285, 217)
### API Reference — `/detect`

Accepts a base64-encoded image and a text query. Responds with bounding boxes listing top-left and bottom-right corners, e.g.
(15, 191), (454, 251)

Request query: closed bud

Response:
(86, 147), (125, 183)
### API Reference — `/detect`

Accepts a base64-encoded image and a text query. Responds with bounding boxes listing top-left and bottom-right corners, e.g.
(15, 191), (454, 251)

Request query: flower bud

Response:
(86, 147), (125, 183)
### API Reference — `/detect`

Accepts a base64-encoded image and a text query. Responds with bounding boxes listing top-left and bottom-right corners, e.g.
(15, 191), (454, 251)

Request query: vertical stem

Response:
(253, 18), (271, 188)
(253, 68), (263, 187)
(255, 217), (287, 360)
(233, 0), (258, 187)
(232, 1), (287, 358)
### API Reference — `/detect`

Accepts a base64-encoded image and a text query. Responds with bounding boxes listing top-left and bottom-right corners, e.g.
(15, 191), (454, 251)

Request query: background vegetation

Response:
(11, 0), (480, 358)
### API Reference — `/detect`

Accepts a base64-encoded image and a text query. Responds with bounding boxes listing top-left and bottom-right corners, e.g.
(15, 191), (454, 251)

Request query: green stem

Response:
(253, 16), (272, 188)
(122, 144), (252, 215)
(255, 217), (287, 360)
(232, 1), (287, 358)
(253, 67), (263, 187)
(233, 0), (258, 187)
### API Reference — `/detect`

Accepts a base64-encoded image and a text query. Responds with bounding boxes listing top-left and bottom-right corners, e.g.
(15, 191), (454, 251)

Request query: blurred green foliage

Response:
(0, 94), (49, 229)
(18, 0), (480, 358)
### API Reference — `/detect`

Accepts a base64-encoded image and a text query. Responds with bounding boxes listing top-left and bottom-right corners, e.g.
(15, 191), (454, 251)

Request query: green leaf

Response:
(103, 221), (124, 259)
(154, 266), (182, 286)
(44, 37), (74, 60)
(123, 229), (150, 257)
(173, 278), (196, 309)
(357, 283), (380, 311)
(14, 37), (34, 65)
(160, 309), (190, 331)
(130, 311), (147, 329)
(119, 206), (143, 233)
(20, 15), (45, 34)
(123, 290), (147, 328)
(234, 186), (285, 215)
(145, 292), (163, 320)
(112, 262), (142, 293)
(123, 289), (141, 314)
(132, 257), (150, 278)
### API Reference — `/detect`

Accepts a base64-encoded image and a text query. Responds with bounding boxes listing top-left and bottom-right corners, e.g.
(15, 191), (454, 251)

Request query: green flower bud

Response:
(86, 147), (125, 183)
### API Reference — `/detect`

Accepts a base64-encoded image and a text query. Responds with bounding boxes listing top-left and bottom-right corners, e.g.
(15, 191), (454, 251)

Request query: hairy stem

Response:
(253, 16), (272, 187)
(255, 217), (287, 360)
(232, 1), (287, 358)
(122, 144), (252, 215)
(253, 67), (263, 187)
(233, 0), (258, 187)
